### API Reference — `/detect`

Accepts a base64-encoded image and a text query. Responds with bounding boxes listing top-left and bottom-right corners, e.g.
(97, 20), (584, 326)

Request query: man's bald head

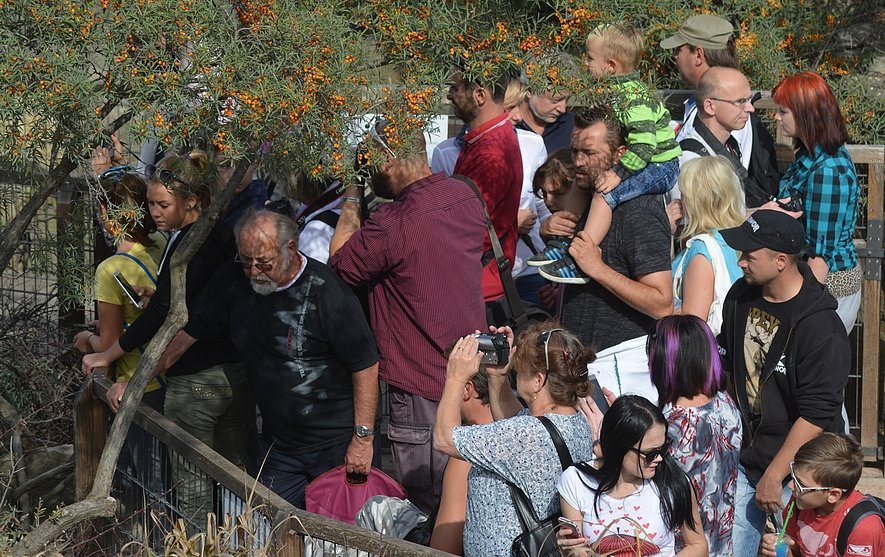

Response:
(697, 67), (748, 105)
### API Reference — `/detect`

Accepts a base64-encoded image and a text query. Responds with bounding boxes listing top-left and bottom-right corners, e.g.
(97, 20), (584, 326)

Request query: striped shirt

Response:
(610, 75), (682, 176)
(329, 173), (488, 401)
(779, 144), (859, 272)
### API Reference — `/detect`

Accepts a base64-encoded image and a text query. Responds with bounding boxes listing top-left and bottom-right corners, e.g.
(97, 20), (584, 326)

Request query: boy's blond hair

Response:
(587, 24), (645, 73)
(793, 433), (863, 493)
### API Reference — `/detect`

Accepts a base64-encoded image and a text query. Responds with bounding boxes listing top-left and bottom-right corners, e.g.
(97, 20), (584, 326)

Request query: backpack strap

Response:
(114, 252), (157, 286)
(679, 138), (710, 157)
(836, 496), (885, 556)
(310, 209), (341, 229)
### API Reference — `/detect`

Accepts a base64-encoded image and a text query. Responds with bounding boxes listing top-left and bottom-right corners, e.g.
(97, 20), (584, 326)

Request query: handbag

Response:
(305, 465), (406, 525)
(508, 416), (573, 557)
(453, 174), (552, 333)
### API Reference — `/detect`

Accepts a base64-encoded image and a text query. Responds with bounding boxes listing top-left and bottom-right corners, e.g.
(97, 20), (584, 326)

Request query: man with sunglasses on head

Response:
(661, 15), (780, 208)
(716, 210), (850, 557)
(155, 209), (380, 509)
(329, 121), (488, 515)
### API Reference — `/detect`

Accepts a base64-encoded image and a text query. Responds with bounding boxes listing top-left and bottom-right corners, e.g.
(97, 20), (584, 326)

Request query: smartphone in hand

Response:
(587, 374), (609, 413)
(558, 516), (582, 538)
(113, 272), (144, 309)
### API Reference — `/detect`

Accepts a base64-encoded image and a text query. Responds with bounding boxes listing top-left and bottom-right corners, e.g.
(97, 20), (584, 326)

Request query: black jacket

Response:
(717, 263), (849, 482)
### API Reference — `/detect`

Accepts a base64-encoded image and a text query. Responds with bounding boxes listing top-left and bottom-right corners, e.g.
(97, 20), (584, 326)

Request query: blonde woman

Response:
(671, 156), (745, 334)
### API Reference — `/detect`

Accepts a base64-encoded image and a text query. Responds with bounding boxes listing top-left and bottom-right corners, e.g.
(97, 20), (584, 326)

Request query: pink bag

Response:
(305, 466), (406, 524)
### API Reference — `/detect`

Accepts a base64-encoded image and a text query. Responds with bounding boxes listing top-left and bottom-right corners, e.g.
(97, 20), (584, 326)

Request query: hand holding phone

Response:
(557, 516), (582, 539)
(113, 272), (144, 309)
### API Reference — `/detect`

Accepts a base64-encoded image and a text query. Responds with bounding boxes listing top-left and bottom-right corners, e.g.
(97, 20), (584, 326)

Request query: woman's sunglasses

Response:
(629, 438), (671, 466)
(145, 164), (187, 190)
(536, 329), (566, 372)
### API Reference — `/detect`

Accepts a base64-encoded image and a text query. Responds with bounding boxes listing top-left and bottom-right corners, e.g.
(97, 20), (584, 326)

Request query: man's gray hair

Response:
(234, 209), (300, 251)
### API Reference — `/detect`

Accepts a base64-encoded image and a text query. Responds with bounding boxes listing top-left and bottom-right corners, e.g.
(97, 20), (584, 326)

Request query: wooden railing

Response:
(74, 373), (455, 557)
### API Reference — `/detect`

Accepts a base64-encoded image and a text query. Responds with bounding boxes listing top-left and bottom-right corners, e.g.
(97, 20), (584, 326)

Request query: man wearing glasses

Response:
(159, 210), (380, 509)
(675, 67), (780, 208)
(661, 15), (780, 207)
(717, 210), (850, 557)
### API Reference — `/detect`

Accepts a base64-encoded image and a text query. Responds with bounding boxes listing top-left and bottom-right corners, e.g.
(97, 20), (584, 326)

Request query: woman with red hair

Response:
(772, 71), (860, 332)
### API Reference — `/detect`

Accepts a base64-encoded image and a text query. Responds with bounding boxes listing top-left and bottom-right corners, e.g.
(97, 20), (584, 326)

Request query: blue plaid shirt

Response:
(779, 144), (859, 272)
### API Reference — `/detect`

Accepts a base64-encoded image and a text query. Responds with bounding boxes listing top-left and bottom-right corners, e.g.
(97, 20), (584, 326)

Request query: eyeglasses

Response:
(235, 252), (277, 273)
(369, 125), (398, 159)
(709, 96), (755, 109)
(629, 438), (671, 466)
(789, 462), (848, 495)
(99, 165), (133, 181)
(145, 164), (188, 190)
(536, 329), (566, 372)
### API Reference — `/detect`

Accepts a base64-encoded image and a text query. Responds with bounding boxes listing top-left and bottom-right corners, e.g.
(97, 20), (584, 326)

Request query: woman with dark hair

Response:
(557, 395), (707, 556)
(649, 315), (741, 557)
(772, 71), (861, 333)
(434, 322), (596, 557)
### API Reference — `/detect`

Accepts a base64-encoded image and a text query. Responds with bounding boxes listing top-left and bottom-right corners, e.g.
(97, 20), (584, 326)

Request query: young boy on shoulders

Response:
(532, 23), (680, 284)
(761, 433), (885, 557)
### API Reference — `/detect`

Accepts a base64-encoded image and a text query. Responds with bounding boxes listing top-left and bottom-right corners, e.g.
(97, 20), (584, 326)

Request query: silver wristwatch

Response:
(353, 425), (374, 438)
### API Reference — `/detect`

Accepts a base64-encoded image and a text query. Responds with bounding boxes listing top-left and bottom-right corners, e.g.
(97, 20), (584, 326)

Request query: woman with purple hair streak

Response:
(648, 315), (742, 557)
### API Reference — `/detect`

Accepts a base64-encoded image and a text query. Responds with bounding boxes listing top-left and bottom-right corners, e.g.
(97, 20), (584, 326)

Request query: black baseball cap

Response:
(721, 210), (806, 254)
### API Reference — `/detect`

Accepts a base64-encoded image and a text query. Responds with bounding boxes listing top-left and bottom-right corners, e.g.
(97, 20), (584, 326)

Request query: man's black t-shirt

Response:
(186, 256), (379, 452)
(561, 194), (672, 352)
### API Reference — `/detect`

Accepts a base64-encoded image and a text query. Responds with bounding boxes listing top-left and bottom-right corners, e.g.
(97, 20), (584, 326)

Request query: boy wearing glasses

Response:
(760, 433), (884, 556)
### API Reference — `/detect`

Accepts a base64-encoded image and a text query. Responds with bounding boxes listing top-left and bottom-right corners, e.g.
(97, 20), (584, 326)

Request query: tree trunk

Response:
(11, 157), (253, 556)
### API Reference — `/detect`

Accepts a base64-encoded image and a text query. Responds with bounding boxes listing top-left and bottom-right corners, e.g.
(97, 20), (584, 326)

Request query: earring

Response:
(531, 392), (538, 402)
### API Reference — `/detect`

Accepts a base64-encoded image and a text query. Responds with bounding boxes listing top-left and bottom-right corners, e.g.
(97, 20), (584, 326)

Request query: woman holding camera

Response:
(434, 322), (596, 557)
(557, 395), (707, 556)
(772, 71), (861, 332)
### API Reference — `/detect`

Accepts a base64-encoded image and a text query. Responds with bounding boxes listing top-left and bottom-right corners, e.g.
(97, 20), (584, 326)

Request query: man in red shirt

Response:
(448, 70), (523, 321)
(329, 124), (488, 513)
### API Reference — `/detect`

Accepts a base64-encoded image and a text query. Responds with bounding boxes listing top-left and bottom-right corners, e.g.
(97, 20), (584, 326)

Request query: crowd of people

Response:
(74, 12), (883, 557)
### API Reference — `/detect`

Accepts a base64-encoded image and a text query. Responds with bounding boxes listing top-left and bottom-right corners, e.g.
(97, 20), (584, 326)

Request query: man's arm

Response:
(755, 417), (822, 513)
(569, 230), (673, 318)
(345, 362), (378, 475)
(328, 185), (362, 258)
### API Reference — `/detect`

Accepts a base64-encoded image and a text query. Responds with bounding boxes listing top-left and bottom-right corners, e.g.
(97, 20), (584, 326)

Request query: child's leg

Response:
(583, 194), (613, 245)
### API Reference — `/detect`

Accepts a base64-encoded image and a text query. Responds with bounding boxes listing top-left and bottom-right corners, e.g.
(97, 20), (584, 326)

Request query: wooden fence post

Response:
(861, 161), (884, 473)
(73, 376), (109, 500)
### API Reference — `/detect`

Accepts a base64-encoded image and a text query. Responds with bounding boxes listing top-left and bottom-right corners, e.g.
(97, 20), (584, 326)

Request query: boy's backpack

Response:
(836, 495), (885, 556)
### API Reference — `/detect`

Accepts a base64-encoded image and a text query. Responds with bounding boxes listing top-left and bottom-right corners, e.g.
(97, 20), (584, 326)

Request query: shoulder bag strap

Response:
(114, 252), (157, 286)
(505, 415), (574, 532)
(453, 174), (528, 327)
(536, 415), (574, 470)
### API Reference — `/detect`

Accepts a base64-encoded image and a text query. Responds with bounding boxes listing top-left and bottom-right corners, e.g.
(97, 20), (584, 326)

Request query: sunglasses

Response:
(145, 164), (188, 190)
(99, 165), (134, 181)
(789, 462), (848, 495)
(536, 329), (566, 373)
(234, 252), (277, 273)
(629, 438), (671, 466)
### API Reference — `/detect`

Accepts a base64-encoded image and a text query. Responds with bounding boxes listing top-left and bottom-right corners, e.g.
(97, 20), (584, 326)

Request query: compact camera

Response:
(470, 333), (510, 366)
(776, 196), (804, 213)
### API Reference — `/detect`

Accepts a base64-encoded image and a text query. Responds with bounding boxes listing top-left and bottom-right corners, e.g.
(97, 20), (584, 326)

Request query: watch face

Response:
(354, 426), (372, 437)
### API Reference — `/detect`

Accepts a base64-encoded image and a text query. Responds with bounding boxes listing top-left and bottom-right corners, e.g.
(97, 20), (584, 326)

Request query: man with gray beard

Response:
(158, 210), (379, 508)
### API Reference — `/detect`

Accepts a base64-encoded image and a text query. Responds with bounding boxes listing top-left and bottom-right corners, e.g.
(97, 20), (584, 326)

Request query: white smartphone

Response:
(113, 272), (144, 309)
